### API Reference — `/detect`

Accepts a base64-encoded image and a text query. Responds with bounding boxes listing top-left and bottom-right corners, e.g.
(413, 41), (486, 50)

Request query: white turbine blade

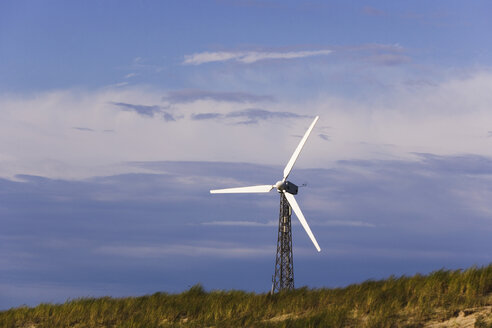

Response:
(210, 185), (274, 194)
(283, 116), (319, 180)
(283, 192), (321, 252)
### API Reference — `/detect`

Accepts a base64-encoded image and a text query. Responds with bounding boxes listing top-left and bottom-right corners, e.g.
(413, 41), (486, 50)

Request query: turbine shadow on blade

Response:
(210, 116), (321, 292)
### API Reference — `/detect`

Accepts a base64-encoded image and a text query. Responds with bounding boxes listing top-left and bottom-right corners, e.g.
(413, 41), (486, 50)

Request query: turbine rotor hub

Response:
(275, 180), (298, 195)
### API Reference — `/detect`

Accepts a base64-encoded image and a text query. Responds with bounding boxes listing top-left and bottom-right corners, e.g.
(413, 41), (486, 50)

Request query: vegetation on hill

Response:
(1, 264), (492, 328)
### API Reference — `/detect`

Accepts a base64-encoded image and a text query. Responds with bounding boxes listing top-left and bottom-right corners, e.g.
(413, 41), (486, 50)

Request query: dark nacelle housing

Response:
(284, 181), (298, 195)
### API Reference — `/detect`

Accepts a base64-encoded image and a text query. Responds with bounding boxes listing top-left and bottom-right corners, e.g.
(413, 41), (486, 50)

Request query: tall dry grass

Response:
(1, 264), (491, 327)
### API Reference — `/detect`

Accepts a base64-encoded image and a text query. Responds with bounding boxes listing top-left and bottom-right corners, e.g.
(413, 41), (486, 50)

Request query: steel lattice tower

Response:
(271, 193), (294, 293)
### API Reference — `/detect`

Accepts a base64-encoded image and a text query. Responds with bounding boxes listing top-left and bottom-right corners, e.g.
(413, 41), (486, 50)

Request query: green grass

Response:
(2, 264), (492, 327)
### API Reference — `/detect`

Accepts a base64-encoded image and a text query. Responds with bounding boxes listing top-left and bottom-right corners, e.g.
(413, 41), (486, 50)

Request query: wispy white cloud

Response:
(122, 57), (166, 74)
(104, 81), (129, 88)
(97, 243), (274, 258)
(191, 108), (309, 125)
(111, 101), (175, 120)
(362, 6), (387, 17)
(202, 219), (374, 228)
(163, 89), (274, 104)
(183, 49), (332, 65)
(72, 126), (95, 132)
(201, 220), (277, 227)
(318, 220), (376, 228)
(366, 53), (411, 66)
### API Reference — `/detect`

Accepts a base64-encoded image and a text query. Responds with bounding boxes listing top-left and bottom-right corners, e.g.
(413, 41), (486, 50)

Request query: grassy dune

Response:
(2, 264), (492, 327)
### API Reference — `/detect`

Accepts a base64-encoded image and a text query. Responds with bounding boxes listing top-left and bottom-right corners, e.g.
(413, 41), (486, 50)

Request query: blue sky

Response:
(1, 0), (492, 309)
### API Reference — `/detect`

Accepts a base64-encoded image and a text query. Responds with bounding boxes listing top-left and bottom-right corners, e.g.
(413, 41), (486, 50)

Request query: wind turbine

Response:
(210, 116), (320, 292)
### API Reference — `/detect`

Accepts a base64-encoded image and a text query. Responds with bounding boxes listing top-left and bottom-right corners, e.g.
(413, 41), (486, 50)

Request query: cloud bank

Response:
(0, 71), (492, 179)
